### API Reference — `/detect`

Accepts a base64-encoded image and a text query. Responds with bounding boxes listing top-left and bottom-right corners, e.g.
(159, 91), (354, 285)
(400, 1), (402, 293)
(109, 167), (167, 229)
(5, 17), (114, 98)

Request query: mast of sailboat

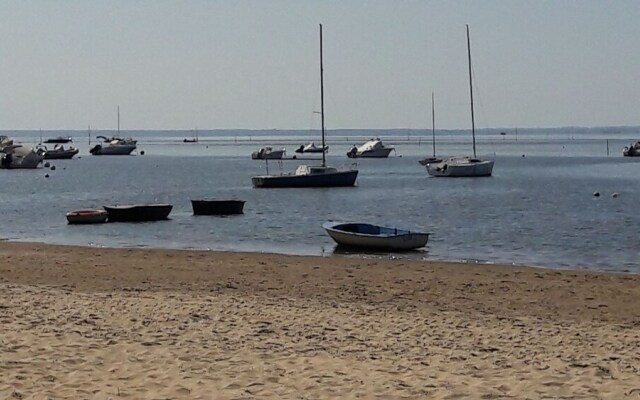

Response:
(431, 92), (436, 157)
(319, 24), (326, 168)
(117, 105), (120, 137)
(466, 24), (476, 158)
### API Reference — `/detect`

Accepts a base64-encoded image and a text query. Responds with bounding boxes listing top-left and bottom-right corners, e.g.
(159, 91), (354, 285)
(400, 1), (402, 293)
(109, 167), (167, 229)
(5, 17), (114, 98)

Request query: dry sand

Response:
(1, 241), (639, 399)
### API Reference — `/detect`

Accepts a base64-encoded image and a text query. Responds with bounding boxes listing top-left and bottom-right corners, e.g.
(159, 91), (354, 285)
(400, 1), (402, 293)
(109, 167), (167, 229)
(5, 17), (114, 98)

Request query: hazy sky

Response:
(1, 1), (638, 130)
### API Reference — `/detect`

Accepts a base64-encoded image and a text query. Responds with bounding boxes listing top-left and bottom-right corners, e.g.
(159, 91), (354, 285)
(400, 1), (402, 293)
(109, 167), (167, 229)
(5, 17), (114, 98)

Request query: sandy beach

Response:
(1, 241), (639, 399)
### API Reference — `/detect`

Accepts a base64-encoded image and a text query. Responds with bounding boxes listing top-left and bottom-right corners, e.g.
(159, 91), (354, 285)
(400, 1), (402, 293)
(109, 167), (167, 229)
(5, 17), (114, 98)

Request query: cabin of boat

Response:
(347, 138), (394, 158)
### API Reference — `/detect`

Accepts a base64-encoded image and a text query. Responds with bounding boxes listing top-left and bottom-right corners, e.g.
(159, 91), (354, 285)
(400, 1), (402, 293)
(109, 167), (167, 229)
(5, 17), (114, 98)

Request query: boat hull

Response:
(44, 138), (72, 144)
(90, 144), (136, 155)
(191, 200), (245, 215)
(66, 210), (108, 224)
(426, 157), (494, 177)
(103, 204), (173, 222)
(0, 151), (43, 169)
(43, 149), (79, 160)
(348, 148), (394, 158)
(323, 222), (429, 251)
(251, 149), (285, 160)
(252, 170), (358, 188)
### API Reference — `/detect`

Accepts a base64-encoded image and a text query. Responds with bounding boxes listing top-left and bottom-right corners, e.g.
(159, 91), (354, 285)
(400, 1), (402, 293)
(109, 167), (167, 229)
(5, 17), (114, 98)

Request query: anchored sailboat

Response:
(425, 25), (494, 177)
(251, 24), (358, 188)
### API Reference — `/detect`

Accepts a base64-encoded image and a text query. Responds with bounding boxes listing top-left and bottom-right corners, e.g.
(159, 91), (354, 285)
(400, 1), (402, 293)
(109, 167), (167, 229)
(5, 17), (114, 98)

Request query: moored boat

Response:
(323, 222), (430, 251)
(346, 138), (394, 158)
(44, 136), (73, 144)
(90, 136), (137, 155)
(103, 204), (173, 222)
(251, 147), (286, 160)
(0, 144), (43, 169)
(36, 144), (79, 160)
(623, 141), (640, 157)
(66, 209), (108, 224)
(191, 199), (245, 215)
(295, 142), (328, 153)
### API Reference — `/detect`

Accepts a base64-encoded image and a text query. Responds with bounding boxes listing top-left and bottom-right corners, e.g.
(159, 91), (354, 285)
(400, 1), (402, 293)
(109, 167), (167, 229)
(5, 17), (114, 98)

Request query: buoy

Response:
(140, 150), (145, 155)
(593, 192), (600, 197)
(44, 162), (50, 167)
(611, 192), (619, 198)
(44, 174), (49, 178)
(522, 154), (525, 157)
(50, 165), (56, 170)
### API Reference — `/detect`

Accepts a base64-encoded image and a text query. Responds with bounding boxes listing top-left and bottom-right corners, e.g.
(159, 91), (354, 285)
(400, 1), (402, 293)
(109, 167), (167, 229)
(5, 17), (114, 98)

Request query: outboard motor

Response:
(89, 144), (101, 155)
(346, 146), (358, 158)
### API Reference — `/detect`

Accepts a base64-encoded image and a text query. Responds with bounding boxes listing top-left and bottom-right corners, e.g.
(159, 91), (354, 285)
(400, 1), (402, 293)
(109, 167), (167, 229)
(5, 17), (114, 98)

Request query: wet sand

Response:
(1, 241), (639, 399)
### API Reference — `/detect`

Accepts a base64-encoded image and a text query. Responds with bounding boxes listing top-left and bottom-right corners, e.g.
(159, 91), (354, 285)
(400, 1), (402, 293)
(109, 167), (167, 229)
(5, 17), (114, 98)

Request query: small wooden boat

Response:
(191, 199), (245, 215)
(66, 209), (108, 224)
(322, 222), (430, 251)
(103, 204), (173, 222)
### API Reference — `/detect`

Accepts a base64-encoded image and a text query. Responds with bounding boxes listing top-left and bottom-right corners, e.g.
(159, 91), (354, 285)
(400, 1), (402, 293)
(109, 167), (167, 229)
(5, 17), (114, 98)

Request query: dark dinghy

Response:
(103, 204), (173, 222)
(191, 199), (245, 215)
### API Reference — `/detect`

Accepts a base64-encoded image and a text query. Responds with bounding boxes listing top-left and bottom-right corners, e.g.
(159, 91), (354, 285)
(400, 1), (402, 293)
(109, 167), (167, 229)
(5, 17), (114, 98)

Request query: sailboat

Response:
(419, 92), (444, 165)
(183, 129), (199, 143)
(89, 106), (137, 155)
(252, 24), (358, 188)
(425, 25), (494, 177)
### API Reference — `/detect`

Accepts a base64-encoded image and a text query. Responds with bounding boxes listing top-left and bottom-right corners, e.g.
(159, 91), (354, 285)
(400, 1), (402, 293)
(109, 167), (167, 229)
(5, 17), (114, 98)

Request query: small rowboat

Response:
(322, 222), (430, 251)
(191, 199), (245, 215)
(66, 209), (108, 224)
(103, 204), (173, 222)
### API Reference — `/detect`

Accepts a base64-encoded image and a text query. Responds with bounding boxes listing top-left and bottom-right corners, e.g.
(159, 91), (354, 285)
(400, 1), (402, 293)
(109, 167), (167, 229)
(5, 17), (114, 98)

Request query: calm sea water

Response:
(1, 128), (639, 272)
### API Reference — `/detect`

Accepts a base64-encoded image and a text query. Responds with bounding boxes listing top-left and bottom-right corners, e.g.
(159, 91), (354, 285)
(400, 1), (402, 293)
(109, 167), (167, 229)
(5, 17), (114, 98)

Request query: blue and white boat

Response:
(322, 222), (430, 251)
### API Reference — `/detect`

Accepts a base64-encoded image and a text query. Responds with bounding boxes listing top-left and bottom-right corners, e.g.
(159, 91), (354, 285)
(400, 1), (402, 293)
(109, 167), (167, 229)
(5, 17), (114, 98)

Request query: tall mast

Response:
(319, 24), (326, 167)
(431, 92), (435, 157)
(117, 105), (120, 136)
(466, 24), (476, 158)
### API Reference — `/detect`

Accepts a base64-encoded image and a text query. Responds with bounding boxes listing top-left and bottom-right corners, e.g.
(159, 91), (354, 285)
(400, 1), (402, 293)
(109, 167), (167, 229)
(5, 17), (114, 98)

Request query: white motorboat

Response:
(36, 144), (79, 160)
(251, 147), (286, 160)
(323, 222), (430, 251)
(347, 138), (394, 158)
(425, 25), (494, 178)
(1, 143), (43, 169)
(295, 142), (328, 153)
(251, 25), (358, 189)
(90, 136), (137, 155)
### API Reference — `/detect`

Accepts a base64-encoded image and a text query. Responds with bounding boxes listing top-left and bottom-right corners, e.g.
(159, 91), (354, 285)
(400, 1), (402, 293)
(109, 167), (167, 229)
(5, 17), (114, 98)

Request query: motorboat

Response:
(1, 144), (43, 169)
(623, 141), (640, 157)
(191, 199), (245, 215)
(251, 147), (286, 160)
(425, 156), (494, 177)
(322, 222), (430, 251)
(183, 129), (199, 143)
(36, 144), (79, 160)
(44, 136), (72, 144)
(425, 25), (494, 178)
(103, 204), (173, 222)
(346, 138), (394, 158)
(66, 209), (108, 224)
(90, 136), (137, 155)
(295, 142), (328, 153)
(251, 25), (358, 189)
(253, 164), (358, 188)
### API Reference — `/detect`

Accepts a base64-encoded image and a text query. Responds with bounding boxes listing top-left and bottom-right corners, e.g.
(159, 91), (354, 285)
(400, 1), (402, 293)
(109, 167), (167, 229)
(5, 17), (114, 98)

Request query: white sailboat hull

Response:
(426, 156), (494, 177)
